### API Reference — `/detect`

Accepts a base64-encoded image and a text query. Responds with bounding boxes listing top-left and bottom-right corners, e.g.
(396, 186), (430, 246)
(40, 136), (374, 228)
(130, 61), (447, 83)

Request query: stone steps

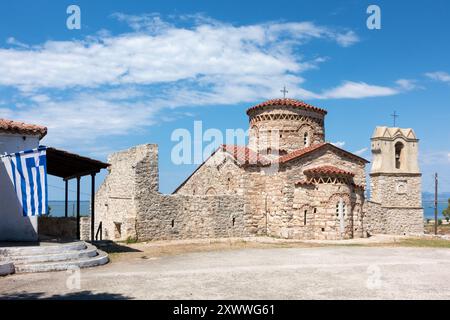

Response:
(0, 241), (109, 274)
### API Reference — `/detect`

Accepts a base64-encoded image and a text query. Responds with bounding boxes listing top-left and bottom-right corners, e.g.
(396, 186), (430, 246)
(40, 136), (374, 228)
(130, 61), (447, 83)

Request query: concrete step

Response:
(0, 241), (109, 274)
(14, 250), (109, 273)
(7, 244), (98, 265)
(0, 241), (86, 257)
(0, 261), (15, 276)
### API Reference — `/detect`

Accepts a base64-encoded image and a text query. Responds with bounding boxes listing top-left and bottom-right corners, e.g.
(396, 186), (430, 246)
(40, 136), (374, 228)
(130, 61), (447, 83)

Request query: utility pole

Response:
(435, 173), (438, 235)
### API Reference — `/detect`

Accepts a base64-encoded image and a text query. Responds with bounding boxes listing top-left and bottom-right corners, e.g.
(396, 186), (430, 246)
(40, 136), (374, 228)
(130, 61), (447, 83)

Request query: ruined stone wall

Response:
(92, 144), (158, 241)
(90, 144), (249, 242)
(135, 194), (247, 241)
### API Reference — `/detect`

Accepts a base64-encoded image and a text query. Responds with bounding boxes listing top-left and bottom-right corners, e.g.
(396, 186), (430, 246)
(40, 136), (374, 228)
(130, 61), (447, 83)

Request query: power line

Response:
(48, 184), (91, 196)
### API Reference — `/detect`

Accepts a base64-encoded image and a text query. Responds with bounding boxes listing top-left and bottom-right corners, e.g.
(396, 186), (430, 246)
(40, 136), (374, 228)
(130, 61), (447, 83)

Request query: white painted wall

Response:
(0, 133), (40, 241)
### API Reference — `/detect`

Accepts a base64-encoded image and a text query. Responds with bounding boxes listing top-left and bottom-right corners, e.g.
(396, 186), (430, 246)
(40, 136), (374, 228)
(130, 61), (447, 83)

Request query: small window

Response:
(171, 219), (175, 228)
(232, 217), (236, 226)
(395, 142), (404, 169)
(304, 210), (307, 225)
(304, 132), (310, 147)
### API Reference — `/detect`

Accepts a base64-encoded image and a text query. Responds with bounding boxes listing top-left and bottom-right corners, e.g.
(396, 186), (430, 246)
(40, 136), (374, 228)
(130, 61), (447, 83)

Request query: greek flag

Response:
(1, 146), (48, 217)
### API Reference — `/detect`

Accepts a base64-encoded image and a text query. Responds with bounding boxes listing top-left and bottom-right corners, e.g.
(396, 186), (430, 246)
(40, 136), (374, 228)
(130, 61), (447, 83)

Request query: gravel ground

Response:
(1, 244), (450, 300)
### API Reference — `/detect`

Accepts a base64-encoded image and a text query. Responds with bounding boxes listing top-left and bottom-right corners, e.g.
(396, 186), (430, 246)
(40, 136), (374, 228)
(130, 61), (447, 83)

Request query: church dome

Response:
(246, 98), (327, 116)
(247, 98), (327, 154)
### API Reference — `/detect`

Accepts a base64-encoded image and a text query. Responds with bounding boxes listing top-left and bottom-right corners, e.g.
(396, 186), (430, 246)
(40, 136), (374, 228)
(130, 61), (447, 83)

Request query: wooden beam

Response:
(76, 176), (81, 240)
(64, 179), (68, 218)
(91, 173), (96, 243)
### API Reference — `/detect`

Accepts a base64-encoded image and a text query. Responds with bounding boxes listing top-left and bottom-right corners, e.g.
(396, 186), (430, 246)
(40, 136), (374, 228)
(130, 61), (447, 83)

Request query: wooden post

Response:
(64, 179), (69, 218)
(91, 173), (96, 243)
(435, 173), (438, 235)
(76, 176), (81, 240)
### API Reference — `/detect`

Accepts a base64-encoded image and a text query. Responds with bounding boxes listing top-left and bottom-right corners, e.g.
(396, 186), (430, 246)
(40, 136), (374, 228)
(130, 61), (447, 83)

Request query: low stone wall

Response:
(80, 217), (91, 241)
(136, 194), (247, 241)
(38, 217), (77, 239)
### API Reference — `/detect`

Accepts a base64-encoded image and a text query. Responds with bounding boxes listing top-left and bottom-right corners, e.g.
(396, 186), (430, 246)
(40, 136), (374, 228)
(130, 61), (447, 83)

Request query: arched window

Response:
(226, 174), (232, 191)
(304, 210), (307, 225)
(206, 187), (217, 196)
(304, 132), (310, 147)
(395, 142), (404, 169)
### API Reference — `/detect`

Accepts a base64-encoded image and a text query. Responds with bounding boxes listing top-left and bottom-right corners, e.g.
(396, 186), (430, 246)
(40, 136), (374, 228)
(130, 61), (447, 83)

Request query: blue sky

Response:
(0, 0), (449, 199)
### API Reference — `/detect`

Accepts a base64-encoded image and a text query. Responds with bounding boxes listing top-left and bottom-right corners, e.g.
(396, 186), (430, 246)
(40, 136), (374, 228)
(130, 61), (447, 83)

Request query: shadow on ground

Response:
(95, 240), (142, 254)
(0, 291), (131, 300)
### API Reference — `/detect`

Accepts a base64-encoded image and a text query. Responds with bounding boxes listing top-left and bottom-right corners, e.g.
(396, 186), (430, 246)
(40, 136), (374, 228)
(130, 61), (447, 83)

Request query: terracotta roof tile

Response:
(278, 143), (369, 164)
(221, 144), (271, 166)
(278, 143), (326, 163)
(246, 98), (327, 116)
(0, 118), (47, 139)
(304, 165), (355, 177)
(295, 180), (315, 186)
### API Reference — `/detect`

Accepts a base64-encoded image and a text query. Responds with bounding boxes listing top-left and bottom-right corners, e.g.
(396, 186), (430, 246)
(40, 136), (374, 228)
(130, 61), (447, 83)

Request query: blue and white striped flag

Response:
(1, 146), (48, 216)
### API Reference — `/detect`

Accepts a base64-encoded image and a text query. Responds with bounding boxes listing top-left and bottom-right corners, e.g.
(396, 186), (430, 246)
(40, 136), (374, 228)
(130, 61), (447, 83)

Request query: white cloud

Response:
(321, 81), (398, 99)
(0, 17), (357, 92)
(0, 14), (412, 153)
(395, 79), (421, 91)
(353, 147), (368, 156)
(420, 151), (450, 165)
(0, 93), (161, 147)
(331, 141), (346, 148)
(425, 71), (450, 83)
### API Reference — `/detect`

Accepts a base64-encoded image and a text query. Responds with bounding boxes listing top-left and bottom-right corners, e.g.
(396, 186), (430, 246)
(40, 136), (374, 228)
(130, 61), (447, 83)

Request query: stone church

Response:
(87, 98), (424, 241)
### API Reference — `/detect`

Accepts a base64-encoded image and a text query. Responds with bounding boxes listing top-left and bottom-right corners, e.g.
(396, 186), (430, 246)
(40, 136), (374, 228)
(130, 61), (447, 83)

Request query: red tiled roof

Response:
(246, 98), (327, 116)
(304, 165), (355, 177)
(351, 183), (366, 190)
(0, 118), (47, 139)
(221, 144), (271, 166)
(278, 143), (326, 163)
(295, 180), (315, 186)
(278, 143), (369, 164)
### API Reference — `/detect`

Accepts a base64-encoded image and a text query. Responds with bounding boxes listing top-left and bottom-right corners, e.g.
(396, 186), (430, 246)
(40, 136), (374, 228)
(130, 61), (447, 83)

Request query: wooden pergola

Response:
(45, 147), (109, 242)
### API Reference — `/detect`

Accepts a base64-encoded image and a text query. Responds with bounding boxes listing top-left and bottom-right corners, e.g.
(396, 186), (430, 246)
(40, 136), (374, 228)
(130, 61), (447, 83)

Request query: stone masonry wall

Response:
(367, 174), (424, 235)
(90, 144), (248, 242)
(91, 144), (159, 241)
(135, 194), (246, 241)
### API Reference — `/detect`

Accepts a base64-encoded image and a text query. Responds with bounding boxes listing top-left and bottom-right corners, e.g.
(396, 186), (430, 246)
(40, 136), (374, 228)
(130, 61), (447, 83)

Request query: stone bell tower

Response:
(370, 127), (424, 234)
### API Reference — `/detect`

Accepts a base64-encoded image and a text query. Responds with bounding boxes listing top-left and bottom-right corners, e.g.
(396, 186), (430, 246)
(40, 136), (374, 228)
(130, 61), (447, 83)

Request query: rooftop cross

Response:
(391, 111), (399, 127)
(280, 86), (288, 98)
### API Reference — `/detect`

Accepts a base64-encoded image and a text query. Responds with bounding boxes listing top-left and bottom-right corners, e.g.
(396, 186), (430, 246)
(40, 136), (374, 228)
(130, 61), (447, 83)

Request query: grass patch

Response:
(393, 238), (450, 248)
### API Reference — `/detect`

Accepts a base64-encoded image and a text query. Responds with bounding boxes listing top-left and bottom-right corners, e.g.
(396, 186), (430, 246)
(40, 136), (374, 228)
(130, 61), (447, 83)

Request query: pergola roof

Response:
(46, 147), (109, 180)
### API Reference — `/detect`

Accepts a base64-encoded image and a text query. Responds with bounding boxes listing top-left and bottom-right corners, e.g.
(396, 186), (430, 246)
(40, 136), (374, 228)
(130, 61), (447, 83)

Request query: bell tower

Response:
(369, 127), (423, 234)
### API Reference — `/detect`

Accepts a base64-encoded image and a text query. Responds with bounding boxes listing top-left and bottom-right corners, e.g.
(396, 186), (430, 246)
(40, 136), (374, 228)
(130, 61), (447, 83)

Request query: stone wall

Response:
(368, 173), (424, 235)
(38, 217), (77, 240)
(136, 194), (246, 241)
(91, 144), (248, 242)
(93, 144), (158, 241)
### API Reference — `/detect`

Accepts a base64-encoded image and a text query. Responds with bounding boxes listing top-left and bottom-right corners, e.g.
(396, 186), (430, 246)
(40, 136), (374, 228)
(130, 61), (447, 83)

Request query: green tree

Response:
(443, 198), (450, 222)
